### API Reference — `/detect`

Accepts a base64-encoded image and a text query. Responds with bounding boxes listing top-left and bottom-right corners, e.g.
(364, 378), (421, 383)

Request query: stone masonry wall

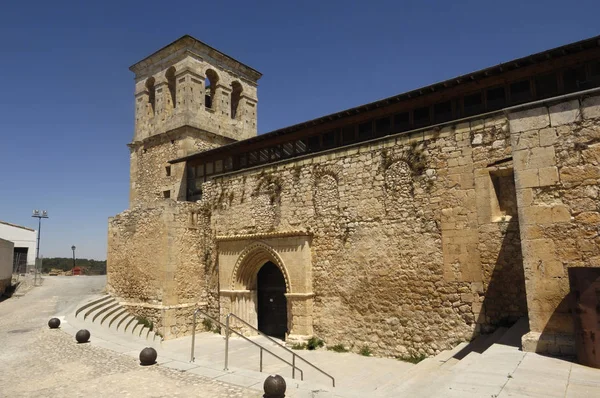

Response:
(129, 127), (231, 206)
(107, 199), (217, 339)
(511, 95), (600, 355)
(202, 113), (528, 357)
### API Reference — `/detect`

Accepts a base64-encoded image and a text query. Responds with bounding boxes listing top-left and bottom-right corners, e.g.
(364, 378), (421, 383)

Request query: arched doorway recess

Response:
(257, 261), (288, 338)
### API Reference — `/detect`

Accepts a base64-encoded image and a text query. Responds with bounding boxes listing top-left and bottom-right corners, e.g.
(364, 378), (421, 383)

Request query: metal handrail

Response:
(190, 308), (304, 381)
(227, 313), (335, 387)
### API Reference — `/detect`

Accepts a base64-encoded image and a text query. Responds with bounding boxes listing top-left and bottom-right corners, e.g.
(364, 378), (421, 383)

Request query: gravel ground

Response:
(0, 277), (260, 398)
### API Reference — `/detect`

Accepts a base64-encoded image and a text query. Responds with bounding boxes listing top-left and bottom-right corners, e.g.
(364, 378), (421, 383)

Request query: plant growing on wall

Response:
(252, 172), (283, 205)
(380, 142), (428, 176)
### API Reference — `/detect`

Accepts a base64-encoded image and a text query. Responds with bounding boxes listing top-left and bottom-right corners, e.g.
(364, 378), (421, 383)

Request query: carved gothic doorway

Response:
(257, 261), (287, 339)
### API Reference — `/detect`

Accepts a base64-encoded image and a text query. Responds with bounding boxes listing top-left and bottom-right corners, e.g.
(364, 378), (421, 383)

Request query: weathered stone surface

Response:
(549, 99), (581, 126)
(581, 95), (600, 120)
(509, 107), (550, 133)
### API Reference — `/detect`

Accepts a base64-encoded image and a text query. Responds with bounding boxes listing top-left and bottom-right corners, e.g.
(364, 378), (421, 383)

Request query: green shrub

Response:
(359, 346), (372, 356)
(202, 318), (213, 331)
(398, 354), (427, 364)
(307, 336), (324, 350)
(136, 316), (153, 331)
(327, 344), (349, 353)
(291, 343), (307, 350)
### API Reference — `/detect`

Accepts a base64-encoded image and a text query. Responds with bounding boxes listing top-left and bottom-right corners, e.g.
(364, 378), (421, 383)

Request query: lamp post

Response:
(32, 210), (48, 285)
(71, 245), (76, 275)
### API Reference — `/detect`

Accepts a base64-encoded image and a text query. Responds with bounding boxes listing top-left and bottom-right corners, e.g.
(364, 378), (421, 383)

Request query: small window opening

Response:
(205, 162), (214, 175)
(342, 125), (356, 144)
(146, 77), (156, 114)
(224, 156), (233, 171)
(239, 153), (248, 167)
(486, 86), (506, 111)
(271, 145), (282, 160)
(163, 190), (171, 199)
(510, 79), (532, 104)
(394, 112), (410, 131)
(358, 121), (373, 140)
(322, 130), (337, 148)
(463, 92), (483, 117)
(166, 67), (176, 109)
(282, 142), (294, 158)
(248, 151), (259, 165)
(433, 101), (453, 124)
(375, 117), (391, 135)
(259, 148), (269, 163)
(295, 139), (307, 154)
(563, 66), (587, 93)
(534, 73), (558, 99)
(308, 135), (320, 152)
(186, 164), (203, 202)
(590, 61), (600, 80)
(490, 169), (517, 222)
(413, 106), (430, 127)
(231, 81), (243, 119)
(205, 69), (219, 109)
(215, 160), (223, 174)
(165, 166), (171, 177)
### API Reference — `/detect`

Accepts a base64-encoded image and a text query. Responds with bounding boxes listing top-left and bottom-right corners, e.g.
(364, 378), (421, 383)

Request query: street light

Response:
(32, 209), (48, 285)
(71, 245), (76, 275)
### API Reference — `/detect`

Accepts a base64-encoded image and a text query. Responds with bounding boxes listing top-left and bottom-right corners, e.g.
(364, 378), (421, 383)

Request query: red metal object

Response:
(72, 266), (83, 276)
(568, 267), (600, 368)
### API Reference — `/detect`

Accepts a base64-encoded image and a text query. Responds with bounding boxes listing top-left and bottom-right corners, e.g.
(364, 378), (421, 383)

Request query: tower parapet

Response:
(127, 35), (262, 205)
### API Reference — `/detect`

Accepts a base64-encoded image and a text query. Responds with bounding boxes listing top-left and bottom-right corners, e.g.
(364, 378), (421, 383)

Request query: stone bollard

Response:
(263, 374), (286, 398)
(48, 318), (61, 329)
(75, 329), (90, 343)
(139, 347), (157, 366)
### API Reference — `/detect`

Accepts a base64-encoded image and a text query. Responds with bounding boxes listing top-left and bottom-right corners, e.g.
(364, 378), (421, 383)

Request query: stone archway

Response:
(217, 233), (314, 341)
(222, 241), (292, 337)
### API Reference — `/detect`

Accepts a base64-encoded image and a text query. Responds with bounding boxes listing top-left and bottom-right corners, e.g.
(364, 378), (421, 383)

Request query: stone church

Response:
(107, 34), (600, 358)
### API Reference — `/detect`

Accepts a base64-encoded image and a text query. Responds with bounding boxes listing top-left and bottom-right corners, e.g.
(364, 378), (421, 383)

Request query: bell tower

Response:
(127, 35), (262, 206)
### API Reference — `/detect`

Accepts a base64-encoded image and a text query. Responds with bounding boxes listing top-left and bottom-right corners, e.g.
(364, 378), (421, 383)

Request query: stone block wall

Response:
(107, 200), (216, 339)
(511, 95), (600, 355)
(201, 112), (528, 357)
(128, 127), (232, 206)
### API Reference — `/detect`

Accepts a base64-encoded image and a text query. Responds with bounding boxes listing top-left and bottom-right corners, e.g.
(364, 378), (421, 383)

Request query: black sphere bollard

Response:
(139, 347), (157, 366)
(263, 374), (286, 398)
(48, 318), (61, 329)
(75, 329), (90, 343)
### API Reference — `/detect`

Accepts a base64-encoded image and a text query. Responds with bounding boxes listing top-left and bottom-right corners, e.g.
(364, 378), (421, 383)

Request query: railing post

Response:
(260, 348), (263, 372)
(190, 310), (197, 362)
(224, 314), (230, 371)
(292, 354), (296, 379)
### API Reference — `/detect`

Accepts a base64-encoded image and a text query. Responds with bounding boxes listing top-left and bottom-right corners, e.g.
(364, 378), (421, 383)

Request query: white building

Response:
(0, 221), (37, 272)
(0, 238), (14, 295)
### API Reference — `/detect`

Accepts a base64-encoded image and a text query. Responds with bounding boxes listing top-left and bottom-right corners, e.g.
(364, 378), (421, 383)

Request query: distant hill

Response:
(41, 257), (106, 275)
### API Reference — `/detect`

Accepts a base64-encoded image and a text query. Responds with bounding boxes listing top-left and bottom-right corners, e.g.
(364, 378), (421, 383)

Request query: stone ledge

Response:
(522, 331), (575, 356)
(120, 301), (207, 310)
(216, 230), (312, 241)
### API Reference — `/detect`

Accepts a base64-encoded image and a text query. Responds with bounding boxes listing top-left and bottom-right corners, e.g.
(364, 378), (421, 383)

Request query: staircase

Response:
(74, 295), (159, 343)
(373, 317), (530, 397)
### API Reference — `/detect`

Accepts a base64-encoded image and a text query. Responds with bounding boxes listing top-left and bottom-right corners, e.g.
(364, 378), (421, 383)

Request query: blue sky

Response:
(0, 0), (598, 260)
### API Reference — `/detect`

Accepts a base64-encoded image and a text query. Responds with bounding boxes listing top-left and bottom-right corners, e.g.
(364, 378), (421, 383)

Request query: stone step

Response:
(108, 308), (129, 330)
(92, 302), (119, 323)
(80, 297), (115, 320)
(100, 305), (123, 326)
(81, 297), (116, 320)
(75, 294), (112, 318)
(122, 315), (137, 333)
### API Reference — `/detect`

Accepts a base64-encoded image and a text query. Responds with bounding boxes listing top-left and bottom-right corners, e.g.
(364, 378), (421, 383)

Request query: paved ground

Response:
(0, 276), (260, 398)
(3, 276), (600, 397)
